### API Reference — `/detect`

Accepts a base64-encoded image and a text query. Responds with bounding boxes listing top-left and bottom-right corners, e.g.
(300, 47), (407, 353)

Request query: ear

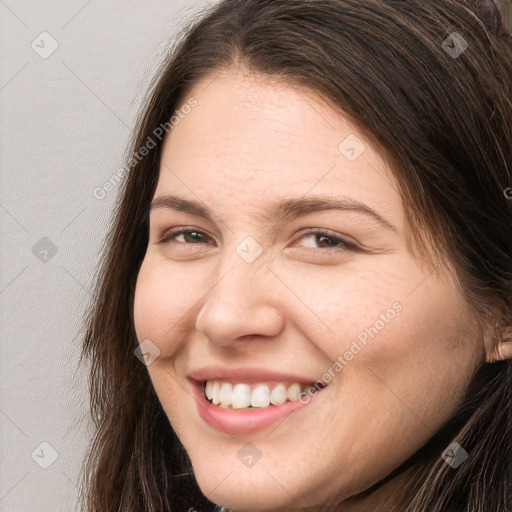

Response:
(484, 318), (512, 363)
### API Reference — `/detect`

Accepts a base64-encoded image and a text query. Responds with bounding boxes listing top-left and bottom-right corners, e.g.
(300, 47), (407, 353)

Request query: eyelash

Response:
(157, 227), (359, 252)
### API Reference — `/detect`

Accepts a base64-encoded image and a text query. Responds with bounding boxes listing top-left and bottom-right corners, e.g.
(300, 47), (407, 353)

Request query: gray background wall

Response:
(1, 1), (212, 510)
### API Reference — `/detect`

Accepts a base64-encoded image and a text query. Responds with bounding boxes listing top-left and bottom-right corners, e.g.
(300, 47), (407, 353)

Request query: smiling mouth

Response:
(202, 380), (327, 410)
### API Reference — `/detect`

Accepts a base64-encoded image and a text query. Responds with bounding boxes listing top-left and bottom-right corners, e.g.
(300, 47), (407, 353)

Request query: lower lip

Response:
(189, 380), (326, 436)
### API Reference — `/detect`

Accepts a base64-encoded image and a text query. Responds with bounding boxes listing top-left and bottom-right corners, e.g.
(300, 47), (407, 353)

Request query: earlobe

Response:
(486, 342), (512, 363)
(496, 342), (512, 361)
(485, 320), (512, 363)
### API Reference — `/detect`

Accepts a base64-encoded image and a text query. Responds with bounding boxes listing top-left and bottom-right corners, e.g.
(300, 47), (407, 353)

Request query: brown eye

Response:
(293, 229), (359, 252)
(159, 228), (214, 245)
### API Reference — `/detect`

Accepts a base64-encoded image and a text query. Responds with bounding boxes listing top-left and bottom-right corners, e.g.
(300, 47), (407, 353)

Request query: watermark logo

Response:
(134, 338), (161, 366)
(442, 32), (468, 59)
(442, 441), (468, 469)
(32, 237), (58, 263)
(236, 236), (263, 264)
(338, 134), (366, 161)
(237, 442), (262, 468)
(31, 441), (59, 469)
(31, 32), (59, 59)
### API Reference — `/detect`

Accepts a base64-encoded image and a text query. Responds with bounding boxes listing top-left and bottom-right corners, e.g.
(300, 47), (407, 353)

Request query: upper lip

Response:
(187, 366), (323, 385)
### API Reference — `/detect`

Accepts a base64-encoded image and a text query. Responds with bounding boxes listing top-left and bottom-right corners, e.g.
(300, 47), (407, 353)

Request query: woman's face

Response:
(133, 69), (485, 511)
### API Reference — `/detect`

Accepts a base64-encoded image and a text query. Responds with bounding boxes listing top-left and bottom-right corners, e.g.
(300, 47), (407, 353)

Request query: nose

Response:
(194, 258), (286, 347)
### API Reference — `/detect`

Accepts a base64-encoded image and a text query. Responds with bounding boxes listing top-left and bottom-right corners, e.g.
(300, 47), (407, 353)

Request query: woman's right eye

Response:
(158, 227), (214, 246)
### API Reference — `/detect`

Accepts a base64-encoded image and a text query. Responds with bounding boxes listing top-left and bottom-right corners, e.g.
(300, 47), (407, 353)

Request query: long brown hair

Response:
(78, 1), (512, 510)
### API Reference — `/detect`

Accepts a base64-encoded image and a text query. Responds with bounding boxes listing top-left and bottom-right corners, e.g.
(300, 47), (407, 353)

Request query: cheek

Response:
(269, 258), (410, 358)
(133, 263), (160, 343)
(288, 260), (480, 436)
(133, 258), (194, 354)
(334, 279), (480, 438)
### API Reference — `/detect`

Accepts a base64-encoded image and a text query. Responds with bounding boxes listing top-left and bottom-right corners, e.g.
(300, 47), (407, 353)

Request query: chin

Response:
(199, 482), (304, 512)
(190, 455), (336, 512)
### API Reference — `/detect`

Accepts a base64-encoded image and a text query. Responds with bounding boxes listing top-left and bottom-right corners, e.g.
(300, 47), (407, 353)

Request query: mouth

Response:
(202, 380), (326, 410)
(188, 370), (328, 435)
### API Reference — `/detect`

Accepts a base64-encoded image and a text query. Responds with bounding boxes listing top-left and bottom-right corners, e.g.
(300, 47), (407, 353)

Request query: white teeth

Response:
(251, 384), (270, 408)
(232, 383), (251, 409)
(205, 381), (213, 400)
(219, 382), (233, 407)
(270, 384), (287, 406)
(203, 380), (322, 409)
(212, 381), (221, 405)
(287, 382), (301, 401)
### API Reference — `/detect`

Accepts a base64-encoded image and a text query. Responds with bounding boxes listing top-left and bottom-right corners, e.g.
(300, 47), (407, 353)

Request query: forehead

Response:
(156, 69), (402, 228)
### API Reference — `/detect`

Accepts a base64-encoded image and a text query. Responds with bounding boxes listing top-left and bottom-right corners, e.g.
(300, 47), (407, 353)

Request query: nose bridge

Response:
(213, 230), (275, 300)
(194, 242), (285, 345)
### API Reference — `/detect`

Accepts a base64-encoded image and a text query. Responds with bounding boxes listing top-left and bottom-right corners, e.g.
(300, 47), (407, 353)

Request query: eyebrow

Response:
(149, 194), (398, 233)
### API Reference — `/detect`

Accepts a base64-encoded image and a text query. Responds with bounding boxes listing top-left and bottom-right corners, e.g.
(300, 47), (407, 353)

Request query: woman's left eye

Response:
(291, 230), (359, 252)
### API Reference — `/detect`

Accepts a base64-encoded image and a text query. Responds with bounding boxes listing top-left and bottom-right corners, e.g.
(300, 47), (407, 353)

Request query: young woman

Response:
(79, 1), (512, 511)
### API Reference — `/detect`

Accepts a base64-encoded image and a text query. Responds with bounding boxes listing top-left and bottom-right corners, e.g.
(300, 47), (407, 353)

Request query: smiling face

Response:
(133, 69), (486, 511)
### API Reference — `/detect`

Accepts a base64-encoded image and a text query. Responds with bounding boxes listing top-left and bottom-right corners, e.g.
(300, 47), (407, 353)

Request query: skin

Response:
(133, 68), (494, 511)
